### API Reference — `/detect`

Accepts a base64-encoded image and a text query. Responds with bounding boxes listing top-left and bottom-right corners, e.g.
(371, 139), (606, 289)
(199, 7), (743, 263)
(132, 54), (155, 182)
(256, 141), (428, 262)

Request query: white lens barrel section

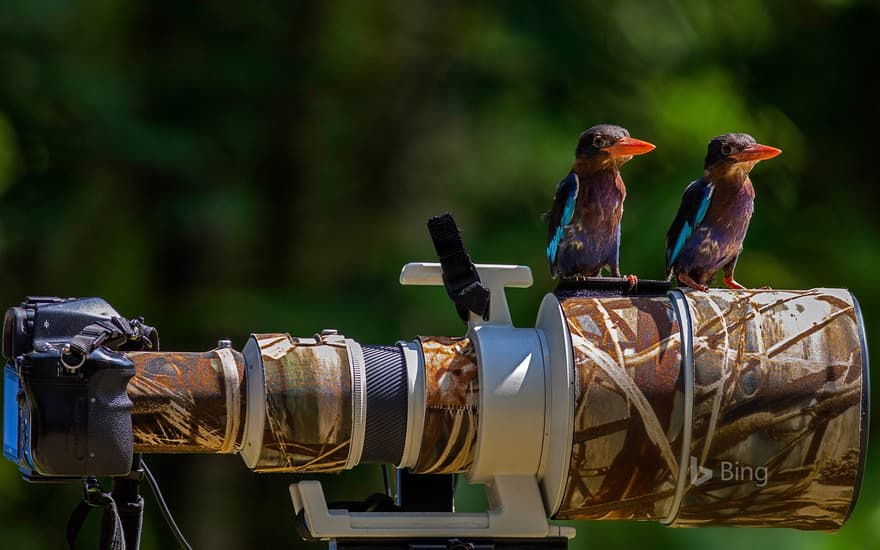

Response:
(467, 325), (546, 483)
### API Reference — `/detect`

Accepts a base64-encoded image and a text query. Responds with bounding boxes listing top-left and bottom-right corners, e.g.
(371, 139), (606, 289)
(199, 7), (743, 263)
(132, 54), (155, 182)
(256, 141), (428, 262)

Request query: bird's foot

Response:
(678, 272), (708, 292)
(625, 274), (638, 290)
(759, 285), (773, 291)
(723, 276), (746, 290)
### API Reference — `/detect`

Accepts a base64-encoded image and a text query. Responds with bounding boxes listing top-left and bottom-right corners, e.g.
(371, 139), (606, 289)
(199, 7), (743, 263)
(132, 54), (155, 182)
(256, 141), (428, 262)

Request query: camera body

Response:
(2, 297), (136, 481)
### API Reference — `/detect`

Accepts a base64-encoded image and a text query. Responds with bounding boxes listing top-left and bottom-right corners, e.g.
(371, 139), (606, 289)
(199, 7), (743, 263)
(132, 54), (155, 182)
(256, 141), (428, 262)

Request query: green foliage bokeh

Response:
(0, 1), (878, 548)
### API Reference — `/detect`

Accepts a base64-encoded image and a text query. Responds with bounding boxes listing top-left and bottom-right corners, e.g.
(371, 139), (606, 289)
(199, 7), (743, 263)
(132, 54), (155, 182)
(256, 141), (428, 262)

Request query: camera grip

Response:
(87, 348), (136, 476)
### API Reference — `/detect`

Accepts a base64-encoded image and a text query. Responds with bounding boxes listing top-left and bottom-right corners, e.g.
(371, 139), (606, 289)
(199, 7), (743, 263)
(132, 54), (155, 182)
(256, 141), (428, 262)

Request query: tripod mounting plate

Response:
(290, 476), (575, 540)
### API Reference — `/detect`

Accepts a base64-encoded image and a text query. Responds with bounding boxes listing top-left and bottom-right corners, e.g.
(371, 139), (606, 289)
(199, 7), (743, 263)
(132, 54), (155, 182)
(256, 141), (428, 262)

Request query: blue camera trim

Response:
(3, 364), (20, 463)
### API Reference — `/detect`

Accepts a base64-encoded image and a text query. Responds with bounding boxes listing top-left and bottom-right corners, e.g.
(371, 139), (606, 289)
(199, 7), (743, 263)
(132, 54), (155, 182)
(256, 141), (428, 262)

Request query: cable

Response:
(142, 460), (193, 550)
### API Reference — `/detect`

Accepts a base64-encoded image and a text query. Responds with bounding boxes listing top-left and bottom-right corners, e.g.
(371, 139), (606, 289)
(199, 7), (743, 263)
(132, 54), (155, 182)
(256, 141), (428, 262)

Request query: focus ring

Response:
(360, 344), (408, 464)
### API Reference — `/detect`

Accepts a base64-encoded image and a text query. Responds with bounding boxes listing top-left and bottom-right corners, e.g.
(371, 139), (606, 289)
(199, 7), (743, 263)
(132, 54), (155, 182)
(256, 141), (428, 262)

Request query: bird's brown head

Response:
(704, 133), (781, 179)
(574, 124), (655, 171)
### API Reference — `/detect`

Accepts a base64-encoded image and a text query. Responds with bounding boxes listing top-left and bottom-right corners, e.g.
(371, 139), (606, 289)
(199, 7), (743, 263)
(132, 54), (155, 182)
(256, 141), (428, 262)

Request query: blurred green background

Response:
(1, 0), (878, 548)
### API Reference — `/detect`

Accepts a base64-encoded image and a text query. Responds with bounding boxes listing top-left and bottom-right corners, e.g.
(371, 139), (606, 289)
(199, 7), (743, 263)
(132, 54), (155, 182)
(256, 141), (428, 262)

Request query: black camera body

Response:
(2, 297), (136, 481)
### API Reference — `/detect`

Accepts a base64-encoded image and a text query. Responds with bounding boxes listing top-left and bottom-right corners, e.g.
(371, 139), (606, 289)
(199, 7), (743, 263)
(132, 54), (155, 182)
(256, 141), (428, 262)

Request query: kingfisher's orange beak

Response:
(604, 136), (656, 158)
(730, 143), (782, 162)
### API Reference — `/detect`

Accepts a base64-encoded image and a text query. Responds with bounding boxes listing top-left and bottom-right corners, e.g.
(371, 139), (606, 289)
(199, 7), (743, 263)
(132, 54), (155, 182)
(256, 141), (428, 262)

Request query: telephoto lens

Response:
(123, 282), (867, 534)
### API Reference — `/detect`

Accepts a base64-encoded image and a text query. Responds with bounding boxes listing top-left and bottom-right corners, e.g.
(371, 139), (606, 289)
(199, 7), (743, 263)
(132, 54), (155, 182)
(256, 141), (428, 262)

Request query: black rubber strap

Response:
(427, 213), (490, 322)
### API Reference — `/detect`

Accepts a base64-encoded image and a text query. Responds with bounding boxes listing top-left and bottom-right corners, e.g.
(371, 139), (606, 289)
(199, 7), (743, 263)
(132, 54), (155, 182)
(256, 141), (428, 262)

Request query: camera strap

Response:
(67, 477), (128, 550)
(65, 316), (159, 359)
(427, 213), (491, 322)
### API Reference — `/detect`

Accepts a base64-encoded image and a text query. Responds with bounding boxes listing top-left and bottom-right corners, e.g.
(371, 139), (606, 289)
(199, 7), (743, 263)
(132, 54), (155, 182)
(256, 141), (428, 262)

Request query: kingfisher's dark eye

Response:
(592, 136), (606, 149)
(721, 143), (734, 156)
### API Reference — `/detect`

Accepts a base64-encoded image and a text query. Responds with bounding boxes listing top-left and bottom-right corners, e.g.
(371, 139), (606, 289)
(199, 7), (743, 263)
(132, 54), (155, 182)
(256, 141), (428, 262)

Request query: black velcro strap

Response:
(427, 213), (490, 322)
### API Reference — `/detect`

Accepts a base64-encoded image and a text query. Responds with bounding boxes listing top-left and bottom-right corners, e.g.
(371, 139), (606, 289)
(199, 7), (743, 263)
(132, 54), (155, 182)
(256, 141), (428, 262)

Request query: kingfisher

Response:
(665, 133), (781, 291)
(545, 124), (655, 283)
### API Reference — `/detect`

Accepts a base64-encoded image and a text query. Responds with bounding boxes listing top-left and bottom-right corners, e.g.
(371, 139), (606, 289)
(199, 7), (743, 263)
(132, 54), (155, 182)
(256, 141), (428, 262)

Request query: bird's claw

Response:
(723, 276), (746, 290)
(677, 272), (708, 292)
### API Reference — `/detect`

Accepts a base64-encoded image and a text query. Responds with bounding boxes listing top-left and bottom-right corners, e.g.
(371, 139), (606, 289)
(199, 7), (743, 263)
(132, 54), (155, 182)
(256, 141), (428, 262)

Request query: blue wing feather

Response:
(546, 173), (579, 268)
(666, 178), (714, 270)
